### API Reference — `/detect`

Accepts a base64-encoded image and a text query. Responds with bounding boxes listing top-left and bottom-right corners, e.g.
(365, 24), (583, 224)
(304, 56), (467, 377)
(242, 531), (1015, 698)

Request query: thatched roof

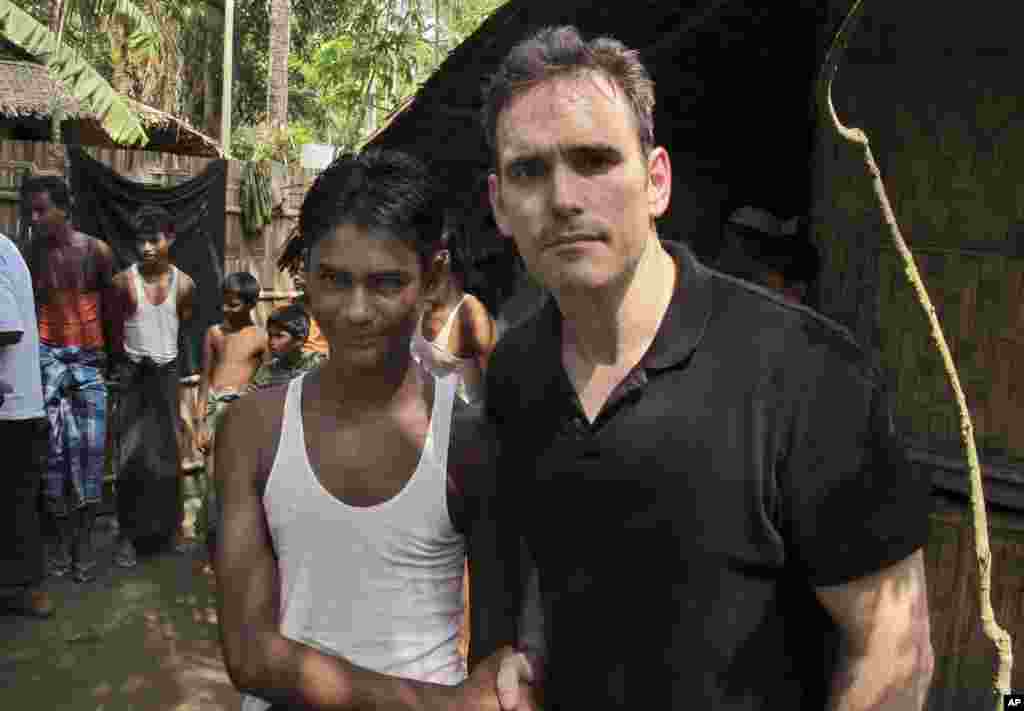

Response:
(0, 59), (86, 118)
(368, 0), (842, 257)
(0, 60), (223, 157)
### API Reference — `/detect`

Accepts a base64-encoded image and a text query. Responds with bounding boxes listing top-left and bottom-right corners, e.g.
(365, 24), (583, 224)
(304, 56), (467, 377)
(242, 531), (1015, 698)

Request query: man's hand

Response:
(197, 426), (213, 455)
(496, 650), (540, 711)
(453, 647), (540, 711)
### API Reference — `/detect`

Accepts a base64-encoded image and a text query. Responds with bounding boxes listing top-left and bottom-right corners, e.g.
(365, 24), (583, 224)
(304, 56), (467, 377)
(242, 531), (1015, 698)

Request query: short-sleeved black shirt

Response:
(485, 239), (932, 710)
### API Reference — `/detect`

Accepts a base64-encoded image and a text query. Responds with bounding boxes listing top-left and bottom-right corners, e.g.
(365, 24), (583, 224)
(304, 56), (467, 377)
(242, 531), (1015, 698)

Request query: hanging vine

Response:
(818, 3), (1013, 708)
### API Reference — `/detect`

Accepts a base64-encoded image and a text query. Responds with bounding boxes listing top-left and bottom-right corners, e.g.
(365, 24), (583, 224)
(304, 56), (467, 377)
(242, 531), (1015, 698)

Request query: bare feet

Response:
(0, 589), (56, 618)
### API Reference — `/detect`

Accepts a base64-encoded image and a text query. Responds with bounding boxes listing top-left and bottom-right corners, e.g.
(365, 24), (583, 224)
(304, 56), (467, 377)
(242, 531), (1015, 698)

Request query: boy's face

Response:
(305, 222), (437, 373)
(268, 325), (300, 357)
(136, 231), (172, 265)
(222, 290), (250, 320)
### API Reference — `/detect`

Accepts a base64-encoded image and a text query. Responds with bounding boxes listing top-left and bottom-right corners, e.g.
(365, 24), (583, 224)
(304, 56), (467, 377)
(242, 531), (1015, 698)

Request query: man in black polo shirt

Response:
(482, 26), (934, 711)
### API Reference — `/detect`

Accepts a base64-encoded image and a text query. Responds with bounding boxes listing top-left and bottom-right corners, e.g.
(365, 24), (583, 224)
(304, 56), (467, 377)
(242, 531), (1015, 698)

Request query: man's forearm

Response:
(239, 634), (460, 711)
(827, 643), (933, 711)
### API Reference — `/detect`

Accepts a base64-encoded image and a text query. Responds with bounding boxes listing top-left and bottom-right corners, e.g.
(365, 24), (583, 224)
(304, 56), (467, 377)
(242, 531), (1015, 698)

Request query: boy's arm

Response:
(95, 240), (120, 362)
(214, 391), (509, 711)
(461, 296), (497, 374)
(197, 326), (217, 433)
(246, 362), (271, 393)
(177, 272), (196, 324)
(105, 269), (131, 364)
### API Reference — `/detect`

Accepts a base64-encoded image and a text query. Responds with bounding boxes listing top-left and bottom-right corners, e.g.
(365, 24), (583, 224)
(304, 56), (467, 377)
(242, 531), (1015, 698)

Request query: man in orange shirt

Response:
(22, 175), (118, 584)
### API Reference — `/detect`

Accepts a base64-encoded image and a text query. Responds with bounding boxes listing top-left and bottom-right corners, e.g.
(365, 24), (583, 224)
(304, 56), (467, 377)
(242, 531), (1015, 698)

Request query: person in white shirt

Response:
(0, 232), (53, 618)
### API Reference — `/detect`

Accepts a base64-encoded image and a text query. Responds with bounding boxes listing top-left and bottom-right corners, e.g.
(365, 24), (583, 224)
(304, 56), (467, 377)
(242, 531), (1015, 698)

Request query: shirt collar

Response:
(533, 238), (713, 374)
(642, 239), (713, 371)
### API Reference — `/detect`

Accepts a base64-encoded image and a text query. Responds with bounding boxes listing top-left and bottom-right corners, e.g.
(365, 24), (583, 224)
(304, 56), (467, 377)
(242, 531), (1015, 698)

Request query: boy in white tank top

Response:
(214, 150), (536, 711)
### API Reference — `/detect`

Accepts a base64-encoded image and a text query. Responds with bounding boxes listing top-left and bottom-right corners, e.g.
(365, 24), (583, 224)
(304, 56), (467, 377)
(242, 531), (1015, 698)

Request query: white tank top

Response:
(123, 263), (179, 365)
(410, 295), (483, 405)
(241, 371), (467, 711)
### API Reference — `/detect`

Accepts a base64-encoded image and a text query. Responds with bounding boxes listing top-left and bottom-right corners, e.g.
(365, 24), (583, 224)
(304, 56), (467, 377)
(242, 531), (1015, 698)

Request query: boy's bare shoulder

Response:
(242, 324), (268, 346)
(205, 323), (225, 344)
(222, 383), (289, 483)
(111, 268), (133, 286)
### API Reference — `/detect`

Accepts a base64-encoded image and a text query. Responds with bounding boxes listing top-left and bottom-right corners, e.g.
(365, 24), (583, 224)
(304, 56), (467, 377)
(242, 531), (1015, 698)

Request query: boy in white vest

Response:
(214, 149), (535, 711)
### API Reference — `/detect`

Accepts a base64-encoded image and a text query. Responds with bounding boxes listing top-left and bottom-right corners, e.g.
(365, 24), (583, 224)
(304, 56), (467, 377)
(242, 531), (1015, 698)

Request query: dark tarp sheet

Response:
(68, 147), (227, 374)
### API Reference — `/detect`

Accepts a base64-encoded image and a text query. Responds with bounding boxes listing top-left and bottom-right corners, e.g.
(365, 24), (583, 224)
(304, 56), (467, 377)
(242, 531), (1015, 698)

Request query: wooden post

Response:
(220, 0), (236, 156)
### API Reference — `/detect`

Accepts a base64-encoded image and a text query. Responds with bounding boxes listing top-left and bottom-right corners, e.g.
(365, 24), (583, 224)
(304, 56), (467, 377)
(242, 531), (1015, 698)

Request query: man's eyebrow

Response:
(566, 143), (623, 158)
(503, 142), (623, 164)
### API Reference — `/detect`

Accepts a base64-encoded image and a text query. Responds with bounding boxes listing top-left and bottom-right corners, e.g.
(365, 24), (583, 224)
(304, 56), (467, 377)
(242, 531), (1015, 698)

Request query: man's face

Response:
(136, 231), (171, 265)
(267, 325), (300, 357)
(488, 72), (671, 295)
(305, 223), (434, 372)
(27, 191), (66, 240)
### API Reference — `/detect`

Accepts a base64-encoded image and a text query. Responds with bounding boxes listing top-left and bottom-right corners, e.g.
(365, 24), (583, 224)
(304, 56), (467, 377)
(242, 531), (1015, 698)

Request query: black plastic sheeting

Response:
(68, 147), (227, 375)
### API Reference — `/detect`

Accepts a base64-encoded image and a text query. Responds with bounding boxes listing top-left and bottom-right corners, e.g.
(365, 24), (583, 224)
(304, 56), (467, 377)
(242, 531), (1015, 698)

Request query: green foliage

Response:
(5, 0), (509, 156)
(0, 0), (148, 145)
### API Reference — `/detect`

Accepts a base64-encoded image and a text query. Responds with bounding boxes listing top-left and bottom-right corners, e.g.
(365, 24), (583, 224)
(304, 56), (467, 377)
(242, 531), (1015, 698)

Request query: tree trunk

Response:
(203, 8), (220, 138)
(48, 0), (63, 33)
(110, 19), (132, 95)
(267, 0), (291, 131)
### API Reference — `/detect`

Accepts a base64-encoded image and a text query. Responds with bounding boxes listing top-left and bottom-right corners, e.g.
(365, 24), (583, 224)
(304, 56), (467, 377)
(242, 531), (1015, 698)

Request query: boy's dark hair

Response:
(21, 175), (73, 212)
(482, 26), (656, 160)
(278, 148), (444, 275)
(267, 303), (311, 343)
(133, 204), (175, 236)
(223, 271), (261, 307)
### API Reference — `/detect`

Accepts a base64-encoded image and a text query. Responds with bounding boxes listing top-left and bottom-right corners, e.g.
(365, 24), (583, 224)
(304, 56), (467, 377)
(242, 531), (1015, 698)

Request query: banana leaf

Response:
(102, 0), (162, 55)
(0, 0), (149, 147)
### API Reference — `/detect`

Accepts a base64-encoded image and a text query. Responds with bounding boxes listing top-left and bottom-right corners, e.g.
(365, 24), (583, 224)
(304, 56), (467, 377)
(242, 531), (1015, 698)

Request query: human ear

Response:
(487, 173), (514, 240)
(646, 147), (672, 219)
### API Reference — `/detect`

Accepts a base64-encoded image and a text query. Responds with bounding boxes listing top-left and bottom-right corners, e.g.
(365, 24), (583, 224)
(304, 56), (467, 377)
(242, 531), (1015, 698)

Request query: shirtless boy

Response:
(197, 271), (267, 457)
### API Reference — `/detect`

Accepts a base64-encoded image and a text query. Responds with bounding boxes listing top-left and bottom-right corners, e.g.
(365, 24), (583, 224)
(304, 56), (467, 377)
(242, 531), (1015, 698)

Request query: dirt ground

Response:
(0, 505), (240, 711)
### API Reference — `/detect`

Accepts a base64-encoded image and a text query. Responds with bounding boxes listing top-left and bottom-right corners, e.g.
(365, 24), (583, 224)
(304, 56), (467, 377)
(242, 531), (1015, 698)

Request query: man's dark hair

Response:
(267, 303), (311, 343)
(278, 148), (444, 275)
(223, 271), (261, 307)
(133, 204), (175, 236)
(21, 175), (73, 212)
(482, 25), (656, 159)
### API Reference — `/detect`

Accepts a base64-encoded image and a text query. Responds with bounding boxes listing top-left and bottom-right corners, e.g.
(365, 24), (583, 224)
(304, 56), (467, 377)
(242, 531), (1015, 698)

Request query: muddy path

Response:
(0, 515), (239, 711)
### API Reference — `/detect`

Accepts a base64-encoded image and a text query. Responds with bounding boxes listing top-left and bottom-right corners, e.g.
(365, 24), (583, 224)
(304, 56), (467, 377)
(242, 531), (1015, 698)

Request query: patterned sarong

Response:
(38, 344), (107, 516)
